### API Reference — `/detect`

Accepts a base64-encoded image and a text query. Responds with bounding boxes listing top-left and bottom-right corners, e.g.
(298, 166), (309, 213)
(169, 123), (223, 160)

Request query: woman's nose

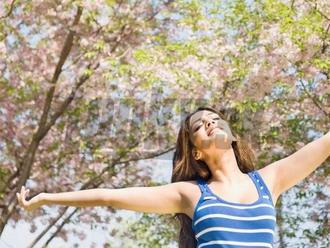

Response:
(205, 118), (214, 127)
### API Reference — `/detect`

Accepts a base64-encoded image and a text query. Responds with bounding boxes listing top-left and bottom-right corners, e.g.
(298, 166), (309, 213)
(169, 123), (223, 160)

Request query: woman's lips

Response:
(208, 127), (224, 136)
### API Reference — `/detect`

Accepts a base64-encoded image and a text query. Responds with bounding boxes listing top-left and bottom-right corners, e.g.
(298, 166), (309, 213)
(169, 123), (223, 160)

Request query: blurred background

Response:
(0, 0), (329, 247)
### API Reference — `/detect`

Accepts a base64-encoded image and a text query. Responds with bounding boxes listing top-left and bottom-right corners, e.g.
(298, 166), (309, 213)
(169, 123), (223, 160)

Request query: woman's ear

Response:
(192, 148), (202, 160)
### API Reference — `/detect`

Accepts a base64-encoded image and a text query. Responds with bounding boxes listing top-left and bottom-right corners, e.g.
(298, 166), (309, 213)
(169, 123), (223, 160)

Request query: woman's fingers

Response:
(19, 186), (24, 201)
(16, 192), (23, 207)
(16, 189), (42, 212)
(16, 186), (29, 208)
(21, 186), (26, 198)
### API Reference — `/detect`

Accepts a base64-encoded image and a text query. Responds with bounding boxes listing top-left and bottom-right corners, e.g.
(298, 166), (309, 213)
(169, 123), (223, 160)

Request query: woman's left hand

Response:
(16, 186), (44, 212)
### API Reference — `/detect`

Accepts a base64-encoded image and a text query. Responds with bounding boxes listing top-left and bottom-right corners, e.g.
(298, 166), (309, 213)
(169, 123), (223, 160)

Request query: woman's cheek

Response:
(200, 131), (208, 141)
(194, 133), (204, 147)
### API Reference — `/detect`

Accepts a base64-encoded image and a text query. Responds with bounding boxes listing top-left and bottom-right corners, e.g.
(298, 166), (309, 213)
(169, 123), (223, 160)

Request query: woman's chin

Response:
(211, 133), (231, 148)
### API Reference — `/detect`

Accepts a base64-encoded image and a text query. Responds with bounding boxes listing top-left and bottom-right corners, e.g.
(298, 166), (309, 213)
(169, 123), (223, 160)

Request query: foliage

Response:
(0, 0), (329, 247)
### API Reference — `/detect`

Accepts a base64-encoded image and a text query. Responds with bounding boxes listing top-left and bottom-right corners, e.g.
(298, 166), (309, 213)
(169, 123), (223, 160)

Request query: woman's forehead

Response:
(189, 110), (218, 126)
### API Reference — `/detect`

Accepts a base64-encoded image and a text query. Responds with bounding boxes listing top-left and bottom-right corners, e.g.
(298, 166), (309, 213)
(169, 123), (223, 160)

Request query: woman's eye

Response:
(214, 118), (220, 120)
(195, 125), (201, 132)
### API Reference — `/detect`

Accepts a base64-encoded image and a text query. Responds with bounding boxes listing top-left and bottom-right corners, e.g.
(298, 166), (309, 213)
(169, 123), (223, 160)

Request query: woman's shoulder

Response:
(173, 180), (202, 218)
(175, 179), (199, 188)
(174, 180), (200, 197)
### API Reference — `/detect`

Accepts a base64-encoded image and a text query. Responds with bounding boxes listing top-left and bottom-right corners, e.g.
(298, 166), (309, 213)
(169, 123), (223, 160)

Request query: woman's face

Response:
(189, 110), (236, 151)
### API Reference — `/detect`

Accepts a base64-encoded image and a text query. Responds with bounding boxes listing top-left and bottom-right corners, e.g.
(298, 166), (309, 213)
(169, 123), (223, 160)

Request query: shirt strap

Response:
(251, 170), (275, 206)
(195, 176), (208, 194)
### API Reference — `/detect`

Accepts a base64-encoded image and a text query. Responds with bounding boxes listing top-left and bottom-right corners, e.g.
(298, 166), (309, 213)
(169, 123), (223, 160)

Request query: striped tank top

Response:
(192, 170), (276, 248)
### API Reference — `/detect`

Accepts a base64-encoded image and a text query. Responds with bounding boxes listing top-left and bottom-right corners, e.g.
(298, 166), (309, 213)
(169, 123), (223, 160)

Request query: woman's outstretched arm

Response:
(16, 182), (188, 214)
(259, 131), (330, 200)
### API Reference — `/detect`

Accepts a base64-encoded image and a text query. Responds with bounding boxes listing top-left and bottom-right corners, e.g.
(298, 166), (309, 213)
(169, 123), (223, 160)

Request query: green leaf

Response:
(133, 49), (153, 63)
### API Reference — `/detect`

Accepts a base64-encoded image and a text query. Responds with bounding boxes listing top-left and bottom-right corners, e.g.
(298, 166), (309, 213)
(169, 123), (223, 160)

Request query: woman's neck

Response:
(204, 147), (246, 185)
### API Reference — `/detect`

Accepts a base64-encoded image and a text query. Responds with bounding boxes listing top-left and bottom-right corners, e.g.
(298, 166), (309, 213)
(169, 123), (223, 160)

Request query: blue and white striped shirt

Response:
(192, 170), (276, 248)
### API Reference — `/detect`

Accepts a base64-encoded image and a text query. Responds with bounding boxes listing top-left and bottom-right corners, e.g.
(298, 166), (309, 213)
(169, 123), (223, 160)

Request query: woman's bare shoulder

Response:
(174, 180), (200, 198)
(175, 180), (198, 189)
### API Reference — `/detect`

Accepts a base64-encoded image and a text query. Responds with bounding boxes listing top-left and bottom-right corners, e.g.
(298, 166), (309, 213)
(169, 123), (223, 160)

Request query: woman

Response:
(17, 106), (330, 248)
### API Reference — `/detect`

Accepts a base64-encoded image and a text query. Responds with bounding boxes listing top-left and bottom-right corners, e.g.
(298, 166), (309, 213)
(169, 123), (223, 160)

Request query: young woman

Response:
(17, 106), (330, 248)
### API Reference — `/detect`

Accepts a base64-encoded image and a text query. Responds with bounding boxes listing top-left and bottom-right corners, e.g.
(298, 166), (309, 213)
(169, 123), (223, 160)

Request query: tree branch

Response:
(40, 62), (100, 139)
(0, 0), (17, 19)
(42, 207), (79, 248)
(299, 80), (329, 118)
(36, 6), (83, 137)
(0, 6), (84, 236)
(304, 0), (330, 21)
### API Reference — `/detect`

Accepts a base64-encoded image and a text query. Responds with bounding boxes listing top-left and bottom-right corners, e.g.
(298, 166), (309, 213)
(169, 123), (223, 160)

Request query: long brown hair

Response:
(171, 106), (256, 247)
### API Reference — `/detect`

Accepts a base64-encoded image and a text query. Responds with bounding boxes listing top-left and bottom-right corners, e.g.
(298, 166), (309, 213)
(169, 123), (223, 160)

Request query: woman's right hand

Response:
(16, 186), (44, 212)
